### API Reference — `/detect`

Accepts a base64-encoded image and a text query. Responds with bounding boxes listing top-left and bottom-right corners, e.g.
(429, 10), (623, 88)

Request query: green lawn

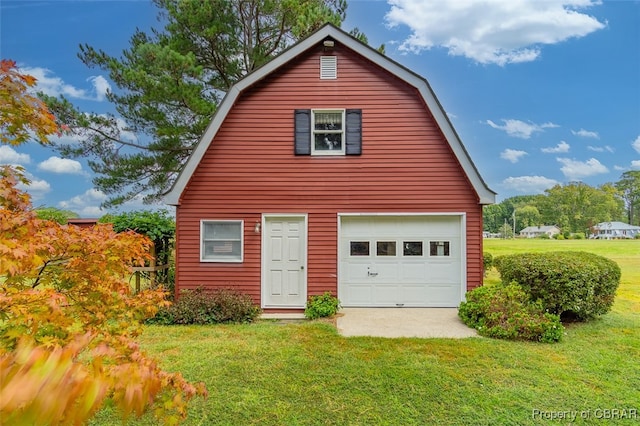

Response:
(91, 239), (640, 425)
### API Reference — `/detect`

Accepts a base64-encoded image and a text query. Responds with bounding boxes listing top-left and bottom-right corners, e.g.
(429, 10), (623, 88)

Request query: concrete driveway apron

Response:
(336, 308), (479, 338)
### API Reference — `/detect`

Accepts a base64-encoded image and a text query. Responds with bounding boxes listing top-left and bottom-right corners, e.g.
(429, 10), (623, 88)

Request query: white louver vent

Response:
(320, 56), (337, 79)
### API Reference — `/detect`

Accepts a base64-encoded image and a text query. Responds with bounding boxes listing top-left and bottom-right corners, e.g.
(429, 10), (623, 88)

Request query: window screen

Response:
(201, 221), (243, 262)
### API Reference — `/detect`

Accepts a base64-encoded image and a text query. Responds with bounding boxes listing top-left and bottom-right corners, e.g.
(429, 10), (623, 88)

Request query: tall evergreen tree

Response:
(44, 0), (354, 206)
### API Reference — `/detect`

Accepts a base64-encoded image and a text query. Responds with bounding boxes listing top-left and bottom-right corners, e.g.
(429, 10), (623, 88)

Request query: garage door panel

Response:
(344, 262), (371, 282)
(375, 285), (401, 304)
(339, 215), (464, 307)
(374, 263), (399, 280)
(426, 262), (461, 283)
(398, 284), (428, 306)
(401, 263), (428, 280)
(344, 285), (371, 305)
(419, 285), (461, 306)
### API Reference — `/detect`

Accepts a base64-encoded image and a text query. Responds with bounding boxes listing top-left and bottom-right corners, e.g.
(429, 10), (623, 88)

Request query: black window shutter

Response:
(294, 109), (311, 155)
(345, 109), (362, 155)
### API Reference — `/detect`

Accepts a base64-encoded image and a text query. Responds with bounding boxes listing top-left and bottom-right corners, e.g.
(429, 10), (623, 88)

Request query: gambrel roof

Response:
(164, 24), (496, 206)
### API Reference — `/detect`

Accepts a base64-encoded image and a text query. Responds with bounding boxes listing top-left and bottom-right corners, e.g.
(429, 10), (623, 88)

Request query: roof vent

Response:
(320, 56), (337, 79)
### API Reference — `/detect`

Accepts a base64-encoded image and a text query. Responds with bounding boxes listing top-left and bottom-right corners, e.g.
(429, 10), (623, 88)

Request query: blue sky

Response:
(1, 0), (639, 216)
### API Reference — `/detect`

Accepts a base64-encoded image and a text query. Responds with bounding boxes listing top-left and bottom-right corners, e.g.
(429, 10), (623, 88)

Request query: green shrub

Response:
(483, 252), (493, 276)
(493, 252), (621, 321)
(305, 292), (341, 320)
(459, 283), (563, 343)
(572, 232), (585, 240)
(147, 287), (261, 325)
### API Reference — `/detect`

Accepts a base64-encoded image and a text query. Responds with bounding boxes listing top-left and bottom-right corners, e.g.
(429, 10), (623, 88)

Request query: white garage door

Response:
(338, 215), (465, 307)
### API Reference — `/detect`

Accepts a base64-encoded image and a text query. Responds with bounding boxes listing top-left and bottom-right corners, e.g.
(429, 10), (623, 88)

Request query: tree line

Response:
(483, 171), (640, 236)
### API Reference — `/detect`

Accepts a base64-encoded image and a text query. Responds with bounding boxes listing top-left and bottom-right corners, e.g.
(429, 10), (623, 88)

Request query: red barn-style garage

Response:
(164, 24), (495, 313)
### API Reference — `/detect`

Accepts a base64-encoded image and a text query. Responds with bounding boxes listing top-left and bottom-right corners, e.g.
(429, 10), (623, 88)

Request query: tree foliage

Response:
(44, 0), (357, 207)
(0, 59), (59, 145)
(484, 182), (626, 235)
(35, 206), (79, 224)
(615, 170), (640, 226)
(101, 210), (176, 285)
(540, 182), (623, 234)
(0, 167), (206, 424)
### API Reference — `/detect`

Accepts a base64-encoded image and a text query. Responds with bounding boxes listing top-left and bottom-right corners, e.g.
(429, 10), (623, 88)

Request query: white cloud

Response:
(59, 188), (108, 217)
(113, 116), (138, 143)
(500, 149), (528, 163)
(631, 160), (640, 170)
(541, 141), (570, 153)
(385, 0), (606, 65)
(572, 128), (599, 139)
(57, 190), (157, 217)
(587, 145), (614, 153)
(632, 135), (640, 154)
(16, 173), (51, 200)
(77, 205), (105, 217)
(0, 146), (31, 165)
(37, 156), (84, 174)
(502, 176), (560, 194)
(557, 157), (609, 180)
(487, 119), (559, 139)
(19, 66), (111, 101)
(87, 75), (110, 101)
(48, 131), (86, 146)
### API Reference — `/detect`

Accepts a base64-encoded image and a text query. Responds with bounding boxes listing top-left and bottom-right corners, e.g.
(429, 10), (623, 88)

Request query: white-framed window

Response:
(312, 109), (345, 155)
(429, 241), (450, 257)
(200, 220), (243, 262)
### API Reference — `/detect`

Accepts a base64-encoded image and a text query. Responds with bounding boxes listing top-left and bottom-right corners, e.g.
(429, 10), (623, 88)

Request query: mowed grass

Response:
(91, 239), (640, 425)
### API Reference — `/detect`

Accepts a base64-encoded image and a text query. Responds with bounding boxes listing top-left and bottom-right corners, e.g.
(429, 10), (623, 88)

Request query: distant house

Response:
(519, 225), (561, 239)
(591, 222), (640, 239)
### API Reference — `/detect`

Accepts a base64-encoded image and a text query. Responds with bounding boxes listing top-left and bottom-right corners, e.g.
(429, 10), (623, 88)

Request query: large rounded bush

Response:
(493, 251), (620, 321)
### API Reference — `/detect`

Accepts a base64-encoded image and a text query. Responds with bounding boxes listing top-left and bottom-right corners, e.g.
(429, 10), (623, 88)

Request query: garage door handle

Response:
(368, 271), (378, 277)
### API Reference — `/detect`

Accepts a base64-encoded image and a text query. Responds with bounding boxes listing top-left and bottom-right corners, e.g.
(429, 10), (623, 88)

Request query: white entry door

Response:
(262, 215), (307, 308)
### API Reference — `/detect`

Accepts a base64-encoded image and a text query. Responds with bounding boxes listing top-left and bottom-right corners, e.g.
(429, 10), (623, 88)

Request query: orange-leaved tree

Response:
(0, 62), (206, 425)
(0, 59), (59, 145)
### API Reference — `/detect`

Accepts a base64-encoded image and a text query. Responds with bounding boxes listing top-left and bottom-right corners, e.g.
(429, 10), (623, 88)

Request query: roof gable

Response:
(164, 23), (496, 205)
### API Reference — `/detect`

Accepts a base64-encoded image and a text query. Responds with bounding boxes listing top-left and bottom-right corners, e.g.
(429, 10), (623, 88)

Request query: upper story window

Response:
(312, 110), (344, 155)
(294, 109), (362, 156)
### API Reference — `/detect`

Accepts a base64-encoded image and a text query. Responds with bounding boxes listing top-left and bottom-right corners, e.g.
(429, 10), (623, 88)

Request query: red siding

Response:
(176, 43), (483, 304)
